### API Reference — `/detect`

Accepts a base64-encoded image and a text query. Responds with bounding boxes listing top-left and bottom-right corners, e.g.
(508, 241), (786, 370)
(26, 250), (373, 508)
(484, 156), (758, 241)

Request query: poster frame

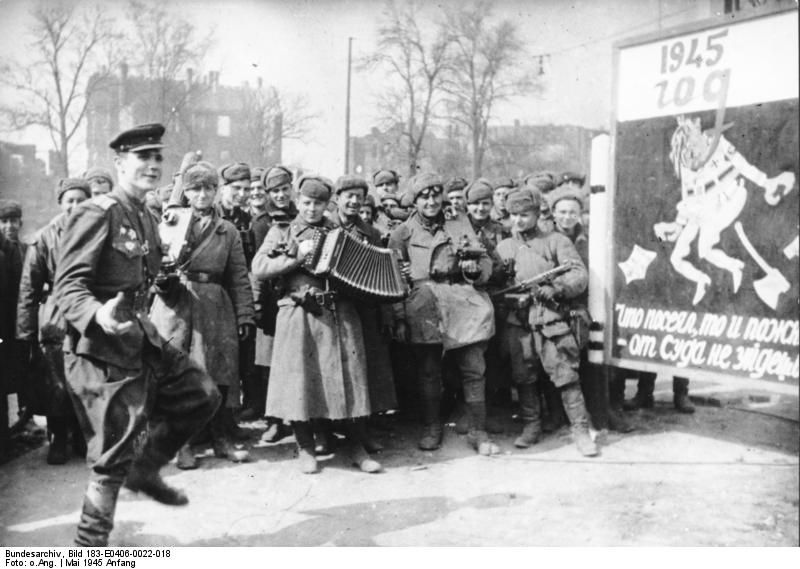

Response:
(604, 4), (799, 383)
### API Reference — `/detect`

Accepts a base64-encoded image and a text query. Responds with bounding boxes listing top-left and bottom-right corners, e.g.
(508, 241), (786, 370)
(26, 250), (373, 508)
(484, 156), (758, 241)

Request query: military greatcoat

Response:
(150, 212), (254, 407)
(15, 213), (74, 417)
(252, 217), (371, 422)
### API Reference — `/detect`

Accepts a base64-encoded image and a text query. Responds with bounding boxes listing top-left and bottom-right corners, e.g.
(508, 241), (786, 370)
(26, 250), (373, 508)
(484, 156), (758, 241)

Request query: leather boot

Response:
(561, 384), (598, 457)
(46, 417), (69, 465)
(514, 383), (542, 448)
(673, 377), (695, 413)
(292, 421), (319, 474)
(176, 444), (198, 470)
(75, 474), (123, 546)
(623, 372), (655, 410)
(124, 450), (189, 505)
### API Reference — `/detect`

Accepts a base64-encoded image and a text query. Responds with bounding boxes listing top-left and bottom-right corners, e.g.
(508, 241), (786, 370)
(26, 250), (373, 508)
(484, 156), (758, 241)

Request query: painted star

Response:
(618, 244), (657, 284)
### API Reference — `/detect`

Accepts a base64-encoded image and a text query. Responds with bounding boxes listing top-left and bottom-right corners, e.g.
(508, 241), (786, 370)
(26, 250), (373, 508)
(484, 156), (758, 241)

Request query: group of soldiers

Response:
(0, 122), (694, 546)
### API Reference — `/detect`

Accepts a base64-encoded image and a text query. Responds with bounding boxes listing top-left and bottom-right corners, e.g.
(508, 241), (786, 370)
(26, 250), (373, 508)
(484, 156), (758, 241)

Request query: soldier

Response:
(463, 178), (512, 432)
(0, 239), (10, 458)
(54, 124), (220, 546)
(388, 173), (499, 455)
(373, 191), (404, 245)
(525, 172), (557, 234)
(252, 165), (298, 442)
(490, 176), (515, 233)
(16, 179), (91, 465)
(556, 171), (590, 229)
(217, 162), (257, 432)
(0, 200), (30, 432)
(238, 165), (268, 423)
(359, 194), (378, 226)
(444, 177), (468, 217)
(548, 188), (632, 433)
(252, 176), (381, 475)
(217, 162), (255, 264)
(249, 166), (268, 219)
(372, 169), (410, 222)
(82, 166), (114, 197)
(495, 187), (598, 457)
(327, 175), (398, 452)
(150, 162), (255, 468)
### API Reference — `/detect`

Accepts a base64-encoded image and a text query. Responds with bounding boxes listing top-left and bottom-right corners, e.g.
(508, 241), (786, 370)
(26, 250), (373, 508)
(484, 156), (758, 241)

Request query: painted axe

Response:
(734, 221), (790, 310)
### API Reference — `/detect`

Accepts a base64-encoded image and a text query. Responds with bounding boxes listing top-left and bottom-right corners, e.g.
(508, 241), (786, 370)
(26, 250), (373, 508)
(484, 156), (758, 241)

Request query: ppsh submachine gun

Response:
(491, 262), (577, 303)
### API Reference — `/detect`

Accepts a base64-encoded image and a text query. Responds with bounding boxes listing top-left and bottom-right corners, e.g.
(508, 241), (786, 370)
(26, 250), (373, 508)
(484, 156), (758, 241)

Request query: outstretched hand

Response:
(95, 292), (135, 336)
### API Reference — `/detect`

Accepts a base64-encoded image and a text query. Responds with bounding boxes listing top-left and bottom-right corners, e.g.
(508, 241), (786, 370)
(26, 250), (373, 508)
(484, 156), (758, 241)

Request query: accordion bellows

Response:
(303, 228), (409, 303)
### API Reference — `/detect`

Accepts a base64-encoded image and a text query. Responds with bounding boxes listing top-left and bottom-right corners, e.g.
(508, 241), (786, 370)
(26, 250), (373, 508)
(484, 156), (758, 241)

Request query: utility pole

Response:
(344, 36), (353, 174)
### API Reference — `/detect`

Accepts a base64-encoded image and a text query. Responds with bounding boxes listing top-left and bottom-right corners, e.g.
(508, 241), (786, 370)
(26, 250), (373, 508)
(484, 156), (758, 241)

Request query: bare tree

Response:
(123, 0), (215, 131)
(0, 3), (119, 176)
(442, 0), (539, 178)
(238, 84), (318, 166)
(360, 0), (452, 177)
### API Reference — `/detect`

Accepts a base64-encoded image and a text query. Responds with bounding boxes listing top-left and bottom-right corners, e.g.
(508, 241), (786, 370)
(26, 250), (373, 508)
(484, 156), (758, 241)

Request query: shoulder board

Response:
(92, 194), (117, 210)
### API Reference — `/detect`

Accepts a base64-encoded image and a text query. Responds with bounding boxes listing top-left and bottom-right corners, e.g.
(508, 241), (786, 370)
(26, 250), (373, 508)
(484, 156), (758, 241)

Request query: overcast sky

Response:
(0, 0), (713, 175)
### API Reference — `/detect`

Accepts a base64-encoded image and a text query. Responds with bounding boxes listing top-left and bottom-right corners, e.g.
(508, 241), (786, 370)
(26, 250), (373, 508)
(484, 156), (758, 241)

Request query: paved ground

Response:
(1, 376), (798, 547)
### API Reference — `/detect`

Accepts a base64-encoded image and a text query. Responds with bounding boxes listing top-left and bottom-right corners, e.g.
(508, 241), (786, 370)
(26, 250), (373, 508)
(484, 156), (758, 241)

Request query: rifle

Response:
(490, 262), (576, 299)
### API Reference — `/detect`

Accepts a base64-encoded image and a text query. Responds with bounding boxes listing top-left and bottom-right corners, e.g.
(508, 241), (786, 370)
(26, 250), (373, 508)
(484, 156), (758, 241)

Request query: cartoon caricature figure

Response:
(654, 115), (796, 305)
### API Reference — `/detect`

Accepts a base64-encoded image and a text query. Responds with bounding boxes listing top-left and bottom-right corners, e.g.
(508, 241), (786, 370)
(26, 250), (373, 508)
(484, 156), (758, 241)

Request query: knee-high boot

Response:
(75, 472), (124, 546)
(560, 384), (598, 457)
(124, 445), (188, 505)
(514, 383), (542, 448)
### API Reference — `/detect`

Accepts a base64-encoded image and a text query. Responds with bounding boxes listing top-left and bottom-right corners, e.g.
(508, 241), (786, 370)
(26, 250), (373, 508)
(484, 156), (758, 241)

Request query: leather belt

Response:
(185, 271), (223, 284)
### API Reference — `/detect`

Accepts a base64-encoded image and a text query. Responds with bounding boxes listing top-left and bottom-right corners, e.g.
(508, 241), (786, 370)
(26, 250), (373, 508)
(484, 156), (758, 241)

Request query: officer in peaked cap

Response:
(54, 122), (219, 546)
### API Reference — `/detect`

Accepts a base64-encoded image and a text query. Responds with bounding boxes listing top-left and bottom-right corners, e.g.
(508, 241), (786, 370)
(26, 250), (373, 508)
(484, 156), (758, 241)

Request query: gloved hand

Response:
(238, 323), (255, 341)
(535, 284), (558, 302)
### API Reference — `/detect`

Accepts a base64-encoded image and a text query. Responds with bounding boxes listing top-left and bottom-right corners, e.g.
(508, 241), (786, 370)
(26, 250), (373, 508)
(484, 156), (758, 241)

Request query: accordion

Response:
(303, 228), (409, 303)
